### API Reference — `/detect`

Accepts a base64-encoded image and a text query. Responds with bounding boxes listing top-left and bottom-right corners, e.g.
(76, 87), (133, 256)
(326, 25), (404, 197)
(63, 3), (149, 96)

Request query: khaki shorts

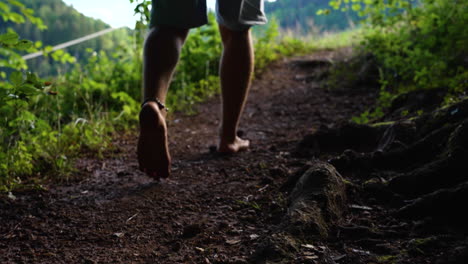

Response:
(150, 0), (267, 31)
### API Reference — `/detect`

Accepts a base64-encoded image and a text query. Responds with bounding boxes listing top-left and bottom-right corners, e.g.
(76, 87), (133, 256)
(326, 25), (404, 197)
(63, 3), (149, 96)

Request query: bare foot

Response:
(137, 102), (171, 179)
(218, 136), (250, 153)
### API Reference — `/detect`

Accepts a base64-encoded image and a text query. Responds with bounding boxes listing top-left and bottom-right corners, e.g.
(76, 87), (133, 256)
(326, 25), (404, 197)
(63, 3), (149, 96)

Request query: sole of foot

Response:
(137, 102), (171, 180)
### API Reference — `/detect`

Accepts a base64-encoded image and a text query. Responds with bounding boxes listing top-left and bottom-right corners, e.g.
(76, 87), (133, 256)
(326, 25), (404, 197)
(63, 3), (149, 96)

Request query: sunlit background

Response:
(62, 0), (217, 28)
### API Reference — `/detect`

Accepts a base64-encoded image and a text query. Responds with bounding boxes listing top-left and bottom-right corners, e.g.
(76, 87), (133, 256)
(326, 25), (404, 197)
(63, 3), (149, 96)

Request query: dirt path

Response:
(1, 50), (377, 263)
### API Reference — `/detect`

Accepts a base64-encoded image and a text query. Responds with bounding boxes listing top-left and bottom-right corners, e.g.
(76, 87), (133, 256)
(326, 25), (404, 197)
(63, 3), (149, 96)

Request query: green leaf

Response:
(26, 72), (39, 85)
(316, 9), (331, 15)
(34, 41), (43, 48)
(7, 0), (25, 8)
(4, 12), (25, 23)
(329, 0), (341, 10)
(0, 32), (19, 45)
(10, 71), (23, 86)
(18, 84), (39, 95)
(0, 2), (10, 13)
(43, 46), (54, 53)
(352, 4), (361, 11)
(14, 39), (33, 50)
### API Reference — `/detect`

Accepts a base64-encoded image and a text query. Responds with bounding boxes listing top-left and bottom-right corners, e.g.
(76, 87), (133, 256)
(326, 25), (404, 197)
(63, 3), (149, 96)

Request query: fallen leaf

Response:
(226, 239), (241, 245)
(250, 234), (259, 240)
(350, 248), (371, 255)
(349, 204), (373, 211)
(301, 244), (317, 250)
(195, 247), (205, 253)
(114, 232), (124, 238)
(7, 192), (16, 200)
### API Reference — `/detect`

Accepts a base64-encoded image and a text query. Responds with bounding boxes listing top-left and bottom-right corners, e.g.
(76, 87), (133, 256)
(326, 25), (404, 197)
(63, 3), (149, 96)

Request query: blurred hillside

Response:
(265, 0), (359, 34)
(0, 0), (131, 76)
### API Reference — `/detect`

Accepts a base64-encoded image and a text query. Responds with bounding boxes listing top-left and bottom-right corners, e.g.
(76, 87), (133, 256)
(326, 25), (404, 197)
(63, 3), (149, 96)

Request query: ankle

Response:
(139, 102), (167, 130)
(219, 129), (237, 143)
(141, 101), (167, 118)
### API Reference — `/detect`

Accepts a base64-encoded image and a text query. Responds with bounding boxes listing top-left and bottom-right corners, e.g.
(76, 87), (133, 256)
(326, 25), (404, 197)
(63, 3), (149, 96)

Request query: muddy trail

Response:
(2, 50), (467, 264)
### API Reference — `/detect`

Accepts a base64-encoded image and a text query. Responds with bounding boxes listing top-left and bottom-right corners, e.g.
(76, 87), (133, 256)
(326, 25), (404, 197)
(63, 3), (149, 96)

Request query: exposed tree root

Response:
(398, 181), (468, 228)
(296, 96), (468, 232)
(252, 161), (346, 263)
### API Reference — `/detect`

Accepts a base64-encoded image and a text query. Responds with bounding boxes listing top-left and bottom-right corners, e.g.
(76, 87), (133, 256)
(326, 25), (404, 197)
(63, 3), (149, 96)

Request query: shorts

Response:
(150, 0), (267, 31)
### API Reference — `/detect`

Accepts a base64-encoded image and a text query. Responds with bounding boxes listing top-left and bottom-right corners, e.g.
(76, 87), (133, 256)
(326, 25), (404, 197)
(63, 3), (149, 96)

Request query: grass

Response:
(279, 28), (363, 51)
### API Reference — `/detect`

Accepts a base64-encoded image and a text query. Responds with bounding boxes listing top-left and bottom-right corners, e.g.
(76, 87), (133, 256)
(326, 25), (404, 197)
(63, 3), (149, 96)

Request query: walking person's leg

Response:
(138, 0), (266, 178)
(138, 0), (207, 179)
(217, 25), (253, 153)
(216, 0), (267, 152)
(137, 27), (189, 179)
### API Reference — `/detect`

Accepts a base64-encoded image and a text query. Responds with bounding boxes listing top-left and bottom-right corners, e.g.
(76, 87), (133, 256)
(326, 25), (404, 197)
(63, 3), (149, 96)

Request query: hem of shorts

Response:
(217, 20), (267, 31)
(239, 18), (269, 26)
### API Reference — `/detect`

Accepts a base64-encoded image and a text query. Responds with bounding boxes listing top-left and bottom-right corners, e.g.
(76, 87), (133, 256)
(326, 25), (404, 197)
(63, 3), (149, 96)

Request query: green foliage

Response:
(0, 1), (127, 191)
(0, 0), (42, 75)
(1, 71), (50, 190)
(360, 1), (466, 91)
(0, 0), (45, 28)
(254, 18), (281, 74)
(0, 49), (138, 191)
(253, 17), (346, 75)
(328, 0), (467, 123)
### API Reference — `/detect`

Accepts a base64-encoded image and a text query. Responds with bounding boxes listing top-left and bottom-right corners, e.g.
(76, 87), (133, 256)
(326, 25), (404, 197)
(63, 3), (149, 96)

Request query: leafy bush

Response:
(361, 0), (466, 94)
(326, 0), (467, 122)
(0, 0), (129, 191)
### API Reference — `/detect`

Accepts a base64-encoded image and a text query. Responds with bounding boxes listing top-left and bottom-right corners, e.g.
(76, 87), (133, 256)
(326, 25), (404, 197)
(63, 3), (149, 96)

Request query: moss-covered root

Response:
(251, 161), (346, 264)
(284, 161), (346, 239)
